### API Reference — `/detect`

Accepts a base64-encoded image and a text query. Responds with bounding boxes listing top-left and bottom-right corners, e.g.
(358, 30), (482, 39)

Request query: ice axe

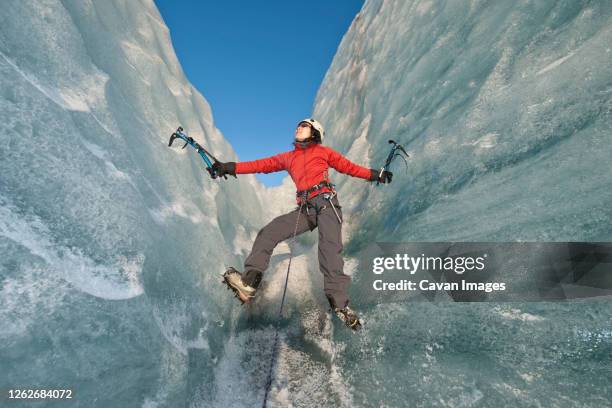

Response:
(378, 139), (409, 185)
(168, 126), (228, 179)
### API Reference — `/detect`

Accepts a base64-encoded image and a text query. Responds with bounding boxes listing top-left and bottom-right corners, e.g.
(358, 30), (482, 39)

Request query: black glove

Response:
(369, 168), (393, 184)
(210, 161), (236, 179)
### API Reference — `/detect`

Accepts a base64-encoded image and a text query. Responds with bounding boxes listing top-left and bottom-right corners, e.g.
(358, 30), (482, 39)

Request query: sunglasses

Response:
(298, 122), (312, 129)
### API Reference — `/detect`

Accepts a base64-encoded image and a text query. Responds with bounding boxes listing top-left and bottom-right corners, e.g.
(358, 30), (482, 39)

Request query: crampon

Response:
(334, 306), (362, 331)
(222, 267), (256, 305)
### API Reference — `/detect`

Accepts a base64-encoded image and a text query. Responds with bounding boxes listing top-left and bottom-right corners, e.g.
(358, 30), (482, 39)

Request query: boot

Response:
(222, 267), (257, 304)
(334, 306), (362, 331)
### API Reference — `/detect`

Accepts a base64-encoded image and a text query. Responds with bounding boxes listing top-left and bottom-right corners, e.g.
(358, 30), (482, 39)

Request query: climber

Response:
(215, 118), (392, 330)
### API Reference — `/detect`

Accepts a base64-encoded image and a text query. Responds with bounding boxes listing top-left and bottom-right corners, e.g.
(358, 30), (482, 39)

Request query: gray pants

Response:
(242, 194), (350, 309)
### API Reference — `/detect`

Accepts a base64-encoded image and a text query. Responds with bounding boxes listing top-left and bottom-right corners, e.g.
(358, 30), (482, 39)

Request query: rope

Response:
(261, 202), (305, 408)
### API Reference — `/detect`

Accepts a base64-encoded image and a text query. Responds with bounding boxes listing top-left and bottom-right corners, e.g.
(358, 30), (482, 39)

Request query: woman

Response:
(213, 118), (392, 330)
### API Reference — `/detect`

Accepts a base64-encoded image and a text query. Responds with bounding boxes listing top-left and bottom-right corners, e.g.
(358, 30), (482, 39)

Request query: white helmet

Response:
(298, 118), (325, 142)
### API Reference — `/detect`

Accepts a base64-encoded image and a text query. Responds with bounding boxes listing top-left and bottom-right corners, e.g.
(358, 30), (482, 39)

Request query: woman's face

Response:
(295, 122), (312, 141)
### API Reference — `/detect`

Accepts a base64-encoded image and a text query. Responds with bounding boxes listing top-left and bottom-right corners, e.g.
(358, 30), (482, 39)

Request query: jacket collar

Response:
(293, 139), (317, 149)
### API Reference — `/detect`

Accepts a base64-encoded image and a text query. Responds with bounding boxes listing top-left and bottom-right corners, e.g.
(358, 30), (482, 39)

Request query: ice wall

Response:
(305, 1), (612, 407)
(0, 0), (270, 406)
(315, 0), (612, 249)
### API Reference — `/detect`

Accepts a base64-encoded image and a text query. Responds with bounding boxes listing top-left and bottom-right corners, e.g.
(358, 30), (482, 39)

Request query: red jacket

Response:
(236, 143), (372, 200)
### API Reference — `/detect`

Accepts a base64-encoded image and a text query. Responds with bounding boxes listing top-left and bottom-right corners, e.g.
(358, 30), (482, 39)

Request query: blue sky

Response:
(155, 0), (364, 186)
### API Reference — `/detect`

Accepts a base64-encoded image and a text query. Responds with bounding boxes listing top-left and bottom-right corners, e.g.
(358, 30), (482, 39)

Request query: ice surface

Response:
(316, 0), (612, 245)
(310, 1), (612, 407)
(0, 0), (268, 406)
(1, 0), (611, 407)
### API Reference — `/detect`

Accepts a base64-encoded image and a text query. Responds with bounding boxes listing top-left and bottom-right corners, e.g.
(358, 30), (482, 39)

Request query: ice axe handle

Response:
(377, 167), (385, 185)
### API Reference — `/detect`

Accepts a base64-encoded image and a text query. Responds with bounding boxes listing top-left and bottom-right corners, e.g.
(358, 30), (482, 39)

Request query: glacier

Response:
(1, 0), (611, 407)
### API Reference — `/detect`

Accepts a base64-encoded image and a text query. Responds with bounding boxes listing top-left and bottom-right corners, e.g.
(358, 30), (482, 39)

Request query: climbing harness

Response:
(295, 180), (336, 203)
(261, 201), (305, 408)
(167, 126), (225, 179)
(378, 139), (410, 185)
(296, 181), (342, 224)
